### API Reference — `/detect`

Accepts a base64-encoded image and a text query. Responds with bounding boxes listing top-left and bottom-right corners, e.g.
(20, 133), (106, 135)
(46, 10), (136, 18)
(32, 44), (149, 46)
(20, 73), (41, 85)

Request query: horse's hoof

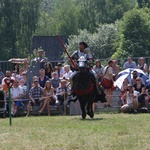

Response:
(82, 114), (86, 119)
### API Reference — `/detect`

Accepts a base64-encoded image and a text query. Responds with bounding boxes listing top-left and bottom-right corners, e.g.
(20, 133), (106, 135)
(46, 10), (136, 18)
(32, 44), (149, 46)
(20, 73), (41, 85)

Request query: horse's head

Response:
(77, 56), (87, 72)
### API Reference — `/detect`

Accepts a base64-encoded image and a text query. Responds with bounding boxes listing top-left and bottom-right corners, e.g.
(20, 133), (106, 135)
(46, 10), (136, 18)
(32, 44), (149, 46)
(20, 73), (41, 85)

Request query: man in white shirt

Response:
(63, 65), (72, 80)
(11, 79), (23, 115)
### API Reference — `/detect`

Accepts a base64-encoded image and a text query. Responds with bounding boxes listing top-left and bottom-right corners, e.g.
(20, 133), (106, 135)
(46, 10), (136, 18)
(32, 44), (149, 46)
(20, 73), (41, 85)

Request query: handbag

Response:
(101, 66), (113, 89)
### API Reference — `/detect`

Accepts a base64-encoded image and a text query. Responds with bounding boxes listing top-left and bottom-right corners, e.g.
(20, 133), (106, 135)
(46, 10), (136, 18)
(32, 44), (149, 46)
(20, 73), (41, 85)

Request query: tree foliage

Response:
(112, 7), (150, 59)
(35, 0), (136, 35)
(64, 24), (117, 61)
(0, 0), (41, 60)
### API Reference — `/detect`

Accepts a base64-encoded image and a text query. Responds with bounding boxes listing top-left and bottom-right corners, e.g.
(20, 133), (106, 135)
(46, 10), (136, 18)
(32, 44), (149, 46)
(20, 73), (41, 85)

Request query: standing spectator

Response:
(63, 65), (72, 80)
(57, 62), (65, 78)
(112, 60), (120, 81)
(34, 49), (47, 69)
(93, 59), (104, 83)
(121, 84), (138, 113)
(137, 57), (148, 75)
(45, 62), (53, 79)
(133, 77), (149, 112)
(39, 80), (56, 115)
(56, 79), (70, 115)
(103, 60), (114, 107)
(123, 56), (136, 69)
(38, 68), (49, 88)
(26, 79), (43, 117)
(11, 79), (23, 116)
(0, 68), (5, 84)
(50, 72), (61, 92)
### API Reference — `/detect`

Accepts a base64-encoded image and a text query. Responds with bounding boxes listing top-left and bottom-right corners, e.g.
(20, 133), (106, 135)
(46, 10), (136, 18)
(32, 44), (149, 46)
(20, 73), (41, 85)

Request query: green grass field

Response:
(0, 113), (150, 150)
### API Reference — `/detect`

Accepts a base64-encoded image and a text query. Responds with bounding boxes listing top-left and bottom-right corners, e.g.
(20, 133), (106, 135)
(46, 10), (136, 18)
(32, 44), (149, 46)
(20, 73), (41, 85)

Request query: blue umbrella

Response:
(115, 68), (148, 89)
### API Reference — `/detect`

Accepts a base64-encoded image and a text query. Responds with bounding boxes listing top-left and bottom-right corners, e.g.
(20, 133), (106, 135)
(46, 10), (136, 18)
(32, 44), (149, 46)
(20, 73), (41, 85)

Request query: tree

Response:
(64, 24), (117, 61)
(112, 7), (150, 59)
(0, 0), (41, 60)
(137, 0), (150, 8)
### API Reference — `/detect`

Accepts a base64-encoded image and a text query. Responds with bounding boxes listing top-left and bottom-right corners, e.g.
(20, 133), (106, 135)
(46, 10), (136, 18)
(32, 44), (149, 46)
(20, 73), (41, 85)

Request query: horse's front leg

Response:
(79, 99), (86, 119)
(87, 100), (94, 119)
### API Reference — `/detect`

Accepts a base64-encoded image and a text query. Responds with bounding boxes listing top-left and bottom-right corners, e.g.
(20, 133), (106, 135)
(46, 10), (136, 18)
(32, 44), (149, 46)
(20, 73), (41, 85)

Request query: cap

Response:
(127, 84), (132, 87)
(112, 60), (117, 63)
(52, 72), (58, 75)
(22, 71), (27, 75)
(38, 49), (44, 52)
(57, 62), (62, 66)
(61, 79), (66, 83)
(34, 79), (39, 82)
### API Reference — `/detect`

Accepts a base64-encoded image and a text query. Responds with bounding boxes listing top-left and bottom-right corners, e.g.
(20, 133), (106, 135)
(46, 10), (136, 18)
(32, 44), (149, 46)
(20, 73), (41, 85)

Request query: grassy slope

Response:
(0, 114), (150, 150)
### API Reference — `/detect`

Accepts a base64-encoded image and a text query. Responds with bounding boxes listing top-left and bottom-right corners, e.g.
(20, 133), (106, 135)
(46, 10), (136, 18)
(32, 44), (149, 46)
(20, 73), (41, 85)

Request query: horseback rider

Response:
(70, 42), (100, 96)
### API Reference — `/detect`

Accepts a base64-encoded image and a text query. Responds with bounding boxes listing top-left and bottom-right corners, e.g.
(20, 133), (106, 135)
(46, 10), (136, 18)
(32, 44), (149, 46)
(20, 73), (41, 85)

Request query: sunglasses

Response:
(136, 79), (140, 81)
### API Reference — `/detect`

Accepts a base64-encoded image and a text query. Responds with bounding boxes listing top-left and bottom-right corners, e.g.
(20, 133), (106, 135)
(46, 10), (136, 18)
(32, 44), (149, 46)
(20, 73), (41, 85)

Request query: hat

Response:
(95, 59), (101, 62)
(34, 79), (39, 82)
(132, 70), (138, 74)
(22, 71), (27, 75)
(127, 84), (132, 87)
(57, 62), (62, 66)
(61, 79), (66, 83)
(38, 49), (44, 52)
(112, 60), (117, 63)
(52, 72), (58, 75)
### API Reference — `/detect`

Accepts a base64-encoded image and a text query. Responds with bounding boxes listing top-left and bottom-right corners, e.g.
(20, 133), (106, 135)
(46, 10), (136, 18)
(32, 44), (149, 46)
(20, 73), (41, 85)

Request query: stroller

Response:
(0, 90), (7, 118)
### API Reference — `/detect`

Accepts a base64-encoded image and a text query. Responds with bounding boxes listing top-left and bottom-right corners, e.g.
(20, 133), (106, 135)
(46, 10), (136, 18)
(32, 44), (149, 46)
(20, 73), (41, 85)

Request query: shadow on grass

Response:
(79, 117), (104, 121)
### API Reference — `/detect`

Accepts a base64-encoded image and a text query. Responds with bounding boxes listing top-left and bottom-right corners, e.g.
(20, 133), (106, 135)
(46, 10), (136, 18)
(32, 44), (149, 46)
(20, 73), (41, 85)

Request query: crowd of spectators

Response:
(0, 50), (150, 116)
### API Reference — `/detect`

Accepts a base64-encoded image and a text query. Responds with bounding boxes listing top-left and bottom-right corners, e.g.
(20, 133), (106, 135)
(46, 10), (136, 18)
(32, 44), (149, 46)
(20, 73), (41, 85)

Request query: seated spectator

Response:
(32, 76), (39, 87)
(63, 65), (72, 80)
(39, 80), (56, 115)
(56, 79), (71, 115)
(123, 56), (136, 69)
(21, 71), (27, 86)
(11, 79), (23, 116)
(133, 77), (149, 112)
(2, 70), (15, 96)
(0, 68), (4, 84)
(12, 63), (20, 74)
(22, 58), (29, 72)
(19, 79), (27, 98)
(26, 79), (43, 117)
(57, 62), (65, 78)
(121, 84), (138, 113)
(93, 59), (104, 83)
(130, 70), (145, 86)
(137, 57), (148, 75)
(11, 71), (19, 80)
(50, 72), (61, 92)
(38, 68), (49, 88)
(54, 66), (59, 73)
(112, 60), (120, 81)
(45, 62), (54, 79)
(120, 78), (129, 105)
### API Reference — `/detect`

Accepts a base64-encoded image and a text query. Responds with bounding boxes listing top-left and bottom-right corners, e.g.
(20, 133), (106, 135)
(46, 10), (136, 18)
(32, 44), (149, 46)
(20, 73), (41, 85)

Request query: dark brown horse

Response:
(70, 56), (97, 119)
